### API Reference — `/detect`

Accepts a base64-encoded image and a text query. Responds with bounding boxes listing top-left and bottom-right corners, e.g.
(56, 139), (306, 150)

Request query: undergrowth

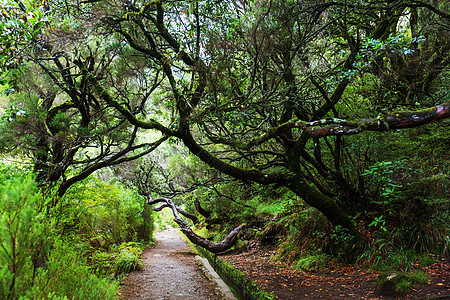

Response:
(0, 163), (153, 299)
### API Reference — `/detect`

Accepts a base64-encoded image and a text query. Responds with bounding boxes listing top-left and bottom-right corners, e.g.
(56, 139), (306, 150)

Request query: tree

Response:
(2, 0), (450, 251)
(1, 1), (168, 197)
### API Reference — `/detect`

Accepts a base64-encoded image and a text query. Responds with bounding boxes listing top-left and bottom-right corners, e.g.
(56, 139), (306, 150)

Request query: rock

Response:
(375, 272), (409, 297)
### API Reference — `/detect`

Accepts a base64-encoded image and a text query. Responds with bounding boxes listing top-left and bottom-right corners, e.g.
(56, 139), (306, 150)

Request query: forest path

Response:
(120, 227), (218, 300)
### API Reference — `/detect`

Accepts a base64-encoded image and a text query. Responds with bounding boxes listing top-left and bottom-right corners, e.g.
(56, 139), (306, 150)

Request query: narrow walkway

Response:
(120, 227), (218, 300)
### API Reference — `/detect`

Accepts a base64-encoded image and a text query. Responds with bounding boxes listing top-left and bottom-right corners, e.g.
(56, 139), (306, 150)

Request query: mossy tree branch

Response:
(302, 101), (450, 138)
(147, 195), (244, 253)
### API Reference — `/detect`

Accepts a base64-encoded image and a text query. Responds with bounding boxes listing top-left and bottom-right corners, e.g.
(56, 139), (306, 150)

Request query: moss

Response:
(376, 271), (430, 297)
(195, 245), (275, 300)
(125, 0), (160, 20)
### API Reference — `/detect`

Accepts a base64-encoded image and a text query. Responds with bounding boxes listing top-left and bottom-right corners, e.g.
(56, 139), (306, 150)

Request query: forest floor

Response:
(221, 242), (450, 300)
(119, 228), (449, 300)
(119, 227), (219, 300)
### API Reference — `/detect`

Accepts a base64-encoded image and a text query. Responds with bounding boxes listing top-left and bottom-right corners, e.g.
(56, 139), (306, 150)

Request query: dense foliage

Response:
(0, 163), (153, 299)
(0, 0), (449, 292)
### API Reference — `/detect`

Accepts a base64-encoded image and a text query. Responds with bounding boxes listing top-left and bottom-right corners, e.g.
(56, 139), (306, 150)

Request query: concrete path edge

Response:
(195, 255), (238, 300)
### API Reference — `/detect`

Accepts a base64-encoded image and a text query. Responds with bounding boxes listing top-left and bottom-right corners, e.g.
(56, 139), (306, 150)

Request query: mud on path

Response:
(119, 227), (218, 300)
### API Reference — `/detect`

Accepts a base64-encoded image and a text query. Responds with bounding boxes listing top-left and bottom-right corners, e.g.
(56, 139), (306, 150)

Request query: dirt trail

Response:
(120, 227), (218, 300)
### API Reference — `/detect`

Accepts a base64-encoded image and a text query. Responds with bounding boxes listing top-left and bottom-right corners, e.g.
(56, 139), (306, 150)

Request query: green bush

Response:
(275, 209), (330, 262)
(62, 177), (154, 247)
(114, 242), (144, 276)
(0, 174), (47, 299)
(357, 244), (420, 272)
(29, 241), (119, 299)
(0, 171), (120, 299)
(91, 251), (116, 277)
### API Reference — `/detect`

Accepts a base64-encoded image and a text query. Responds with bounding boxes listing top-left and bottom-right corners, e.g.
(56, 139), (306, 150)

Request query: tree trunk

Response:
(181, 130), (361, 254)
(288, 179), (361, 261)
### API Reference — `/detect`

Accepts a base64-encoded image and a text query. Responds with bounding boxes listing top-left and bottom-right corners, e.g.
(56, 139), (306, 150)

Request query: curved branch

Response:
(194, 199), (211, 218)
(182, 131), (285, 185)
(57, 135), (168, 196)
(75, 59), (177, 137)
(154, 202), (198, 225)
(406, 1), (450, 19)
(209, 100), (450, 150)
(147, 196), (244, 253)
(224, 100), (450, 143)
(303, 101), (450, 138)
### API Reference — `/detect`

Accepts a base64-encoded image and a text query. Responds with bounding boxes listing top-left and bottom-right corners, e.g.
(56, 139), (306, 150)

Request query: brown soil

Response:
(119, 227), (218, 300)
(221, 244), (450, 300)
(118, 228), (449, 300)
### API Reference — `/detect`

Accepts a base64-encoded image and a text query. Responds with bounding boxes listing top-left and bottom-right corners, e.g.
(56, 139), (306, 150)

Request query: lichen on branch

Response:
(302, 101), (450, 138)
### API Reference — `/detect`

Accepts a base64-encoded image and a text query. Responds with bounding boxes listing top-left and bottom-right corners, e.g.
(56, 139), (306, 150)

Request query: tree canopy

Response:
(1, 0), (450, 249)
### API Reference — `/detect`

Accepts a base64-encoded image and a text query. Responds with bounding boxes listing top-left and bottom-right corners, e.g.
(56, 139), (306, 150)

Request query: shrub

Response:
(114, 242), (144, 276)
(62, 178), (154, 247)
(0, 167), (127, 299)
(91, 251), (116, 277)
(275, 209), (330, 263)
(0, 174), (47, 299)
(29, 241), (119, 299)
